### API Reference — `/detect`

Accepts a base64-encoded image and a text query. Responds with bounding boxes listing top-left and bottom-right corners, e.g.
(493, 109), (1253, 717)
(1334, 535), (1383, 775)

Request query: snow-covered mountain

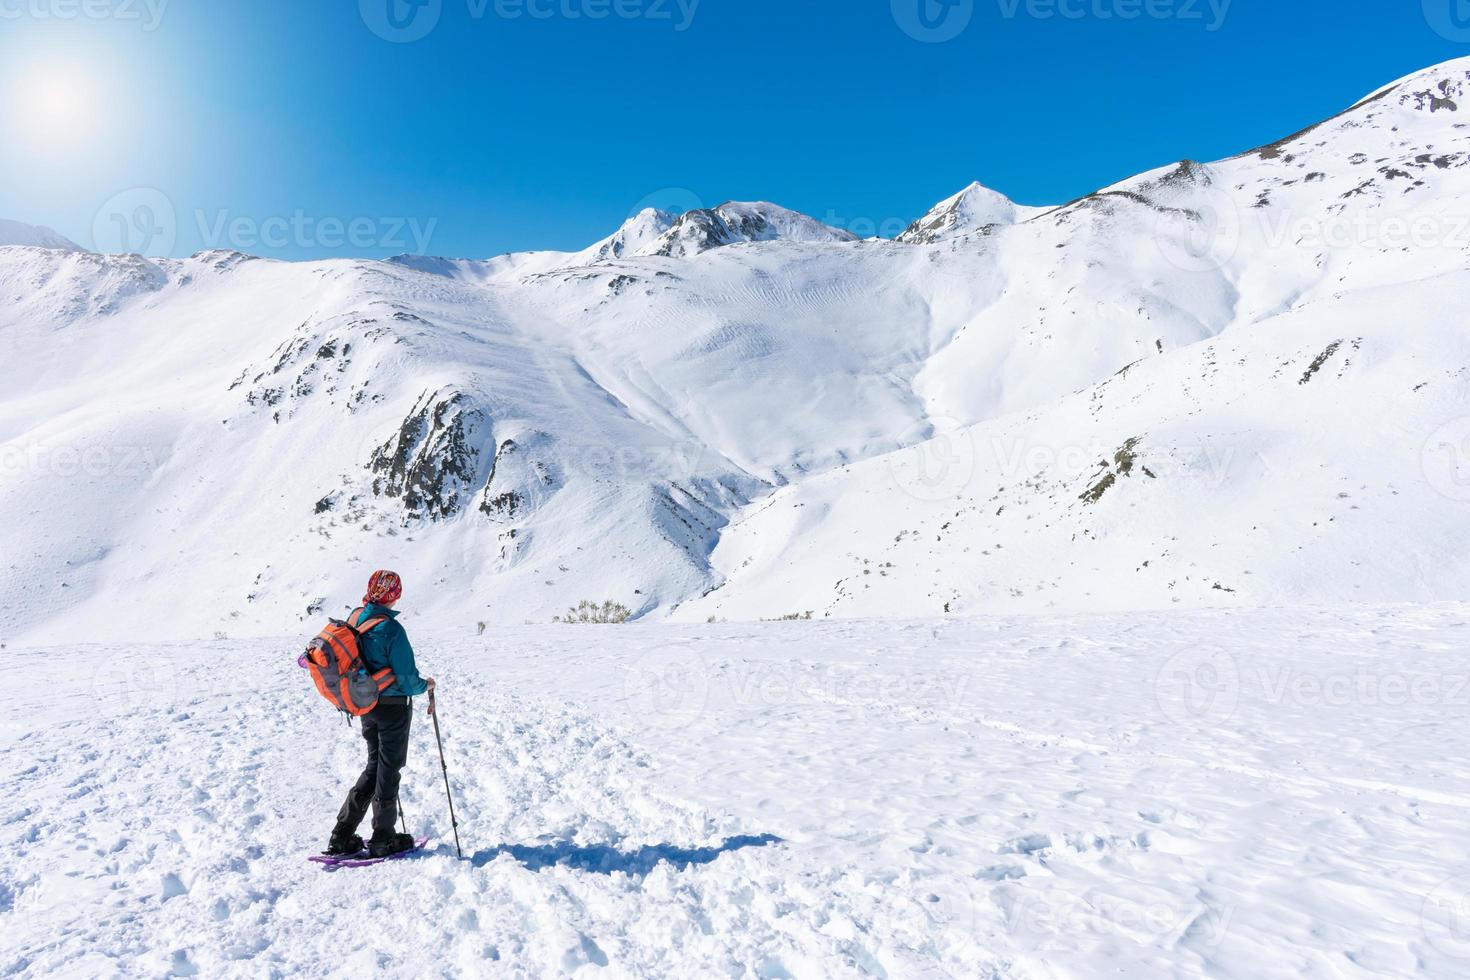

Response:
(897, 181), (1024, 243)
(643, 201), (859, 258)
(583, 206), (678, 262)
(0, 219), (83, 251)
(4, 58), (1470, 642)
(383, 201), (856, 284)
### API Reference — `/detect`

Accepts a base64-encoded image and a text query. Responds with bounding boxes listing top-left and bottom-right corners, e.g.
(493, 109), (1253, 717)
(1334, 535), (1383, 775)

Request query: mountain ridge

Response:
(0, 219), (84, 251)
(3, 57), (1469, 640)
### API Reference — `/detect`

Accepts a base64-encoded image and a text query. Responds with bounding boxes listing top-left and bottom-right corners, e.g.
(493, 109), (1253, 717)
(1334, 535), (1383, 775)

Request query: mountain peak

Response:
(642, 201), (859, 259)
(0, 219), (85, 252)
(898, 182), (1019, 245)
(582, 207), (678, 263)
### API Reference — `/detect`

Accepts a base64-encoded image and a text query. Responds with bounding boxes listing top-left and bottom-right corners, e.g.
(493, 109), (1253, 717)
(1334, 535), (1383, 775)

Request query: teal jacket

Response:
(353, 604), (429, 698)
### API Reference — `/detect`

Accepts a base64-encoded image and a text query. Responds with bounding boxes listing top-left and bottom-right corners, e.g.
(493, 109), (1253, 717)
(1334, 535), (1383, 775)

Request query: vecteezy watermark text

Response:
(893, 0), (1231, 42)
(360, 0), (698, 42)
(91, 188), (439, 255)
(2, 443), (161, 479)
(1257, 666), (1469, 709)
(194, 210), (438, 254)
(479, 0), (699, 28)
(997, 0), (1232, 31)
(0, 0), (167, 30)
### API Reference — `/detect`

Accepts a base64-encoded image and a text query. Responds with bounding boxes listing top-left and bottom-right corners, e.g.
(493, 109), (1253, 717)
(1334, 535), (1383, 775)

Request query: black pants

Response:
(335, 700), (413, 838)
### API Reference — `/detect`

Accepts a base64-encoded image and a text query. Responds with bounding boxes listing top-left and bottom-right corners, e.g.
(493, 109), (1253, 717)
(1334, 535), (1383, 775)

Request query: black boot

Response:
(368, 832), (417, 858)
(325, 830), (365, 856)
(368, 797), (416, 857)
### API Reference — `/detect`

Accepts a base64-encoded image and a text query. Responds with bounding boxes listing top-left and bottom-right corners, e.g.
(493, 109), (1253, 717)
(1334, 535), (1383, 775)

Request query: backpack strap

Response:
(350, 607), (390, 633)
(349, 608), (396, 688)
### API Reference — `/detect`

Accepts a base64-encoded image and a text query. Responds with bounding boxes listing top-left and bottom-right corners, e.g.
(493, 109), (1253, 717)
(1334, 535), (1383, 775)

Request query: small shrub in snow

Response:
(554, 600), (631, 624)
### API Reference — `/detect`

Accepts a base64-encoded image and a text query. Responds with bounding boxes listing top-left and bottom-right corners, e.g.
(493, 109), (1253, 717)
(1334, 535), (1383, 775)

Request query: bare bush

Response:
(554, 600), (631, 624)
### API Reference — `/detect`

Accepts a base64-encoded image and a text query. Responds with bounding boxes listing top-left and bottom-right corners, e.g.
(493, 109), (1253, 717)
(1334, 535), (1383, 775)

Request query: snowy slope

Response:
(0, 219), (83, 251)
(5, 607), (1470, 976)
(682, 274), (1470, 621)
(4, 58), (1470, 640)
(0, 249), (776, 642)
(682, 57), (1470, 620)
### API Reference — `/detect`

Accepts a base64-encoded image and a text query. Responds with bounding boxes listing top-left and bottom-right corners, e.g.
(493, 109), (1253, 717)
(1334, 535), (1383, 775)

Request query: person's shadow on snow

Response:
(469, 834), (782, 875)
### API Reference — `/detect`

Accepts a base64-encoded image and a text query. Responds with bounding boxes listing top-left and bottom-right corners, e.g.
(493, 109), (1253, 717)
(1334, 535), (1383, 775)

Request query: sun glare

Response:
(11, 65), (98, 152)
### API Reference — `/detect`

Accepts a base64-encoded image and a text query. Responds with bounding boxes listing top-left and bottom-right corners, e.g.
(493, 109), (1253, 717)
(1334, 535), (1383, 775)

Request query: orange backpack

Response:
(302, 608), (398, 716)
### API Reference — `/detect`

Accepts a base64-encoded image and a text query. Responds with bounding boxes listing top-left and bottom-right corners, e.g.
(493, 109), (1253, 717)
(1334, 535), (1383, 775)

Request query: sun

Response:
(10, 65), (99, 153)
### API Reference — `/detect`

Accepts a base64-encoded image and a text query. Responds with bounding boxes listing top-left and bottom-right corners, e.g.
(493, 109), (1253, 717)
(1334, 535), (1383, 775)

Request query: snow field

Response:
(4, 606), (1470, 977)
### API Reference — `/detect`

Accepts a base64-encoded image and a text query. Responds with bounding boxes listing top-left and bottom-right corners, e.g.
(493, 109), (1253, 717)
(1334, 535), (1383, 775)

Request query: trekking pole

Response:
(429, 690), (463, 858)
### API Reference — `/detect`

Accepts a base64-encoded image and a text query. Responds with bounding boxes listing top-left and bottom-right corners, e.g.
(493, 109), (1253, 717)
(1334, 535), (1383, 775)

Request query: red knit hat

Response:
(364, 569), (403, 606)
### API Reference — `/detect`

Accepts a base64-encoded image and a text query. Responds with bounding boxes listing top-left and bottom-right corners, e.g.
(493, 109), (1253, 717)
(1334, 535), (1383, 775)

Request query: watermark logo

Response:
(92, 657), (179, 713)
(1424, 877), (1470, 958)
(1153, 188), (1241, 274)
(1423, 418), (1470, 502)
(92, 187), (176, 255)
(892, 0), (975, 42)
(360, 0), (442, 42)
(1424, 0), (1470, 43)
(1155, 645), (1239, 726)
(620, 646), (711, 731)
(887, 418), (978, 502)
(627, 186), (704, 222)
(920, 877), (985, 955)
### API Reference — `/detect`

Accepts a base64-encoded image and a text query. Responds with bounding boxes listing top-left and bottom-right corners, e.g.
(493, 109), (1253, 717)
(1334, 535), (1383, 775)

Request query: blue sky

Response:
(0, 0), (1464, 259)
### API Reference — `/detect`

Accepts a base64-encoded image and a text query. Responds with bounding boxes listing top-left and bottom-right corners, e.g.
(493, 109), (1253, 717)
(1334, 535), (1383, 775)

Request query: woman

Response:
(326, 569), (436, 857)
